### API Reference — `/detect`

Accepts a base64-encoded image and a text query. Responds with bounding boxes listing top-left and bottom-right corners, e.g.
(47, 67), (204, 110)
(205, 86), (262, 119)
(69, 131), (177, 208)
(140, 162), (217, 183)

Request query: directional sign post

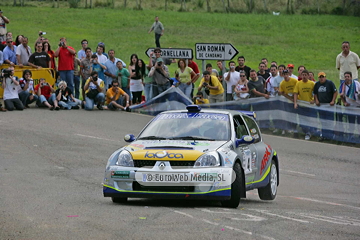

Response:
(195, 43), (238, 61)
(145, 48), (193, 59)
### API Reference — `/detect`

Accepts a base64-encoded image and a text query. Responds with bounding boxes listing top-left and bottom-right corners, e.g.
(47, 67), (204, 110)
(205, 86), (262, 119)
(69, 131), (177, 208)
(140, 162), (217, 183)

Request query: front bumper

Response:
(103, 165), (233, 200)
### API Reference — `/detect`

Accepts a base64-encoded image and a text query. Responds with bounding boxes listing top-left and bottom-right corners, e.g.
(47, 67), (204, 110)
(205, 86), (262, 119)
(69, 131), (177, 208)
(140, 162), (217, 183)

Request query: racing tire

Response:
(221, 162), (242, 208)
(258, 160), (278, 200)
(111, 197), (128, 203)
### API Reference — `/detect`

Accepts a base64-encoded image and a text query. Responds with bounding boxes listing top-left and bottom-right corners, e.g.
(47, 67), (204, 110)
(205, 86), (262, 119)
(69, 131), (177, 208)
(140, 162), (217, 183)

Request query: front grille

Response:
(133, 182), (194, 192)
(170, 161), (195, 167)
(134, 160), (157, 168)
(133, 160), (195, 168)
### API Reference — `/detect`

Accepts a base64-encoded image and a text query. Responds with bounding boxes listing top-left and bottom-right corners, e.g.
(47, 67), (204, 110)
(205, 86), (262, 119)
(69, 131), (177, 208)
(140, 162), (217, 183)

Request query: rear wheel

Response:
(111, 197), (128, 203)
(258, 160), (277, 200)
(221, 162), (242, 208)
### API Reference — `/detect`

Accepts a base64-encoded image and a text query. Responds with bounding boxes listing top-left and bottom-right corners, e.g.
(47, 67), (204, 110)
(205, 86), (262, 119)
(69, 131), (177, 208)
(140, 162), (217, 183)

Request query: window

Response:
(233, 115), (248, 139)
(242, 116), (261, 143)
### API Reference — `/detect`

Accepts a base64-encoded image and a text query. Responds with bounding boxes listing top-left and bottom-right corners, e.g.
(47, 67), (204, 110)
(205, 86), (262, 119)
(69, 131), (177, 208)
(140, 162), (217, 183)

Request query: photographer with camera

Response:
(148, 58), (170, 95)
(54, 81), (81, 110)
(83, 71), (105, 110)
(194, 91), (209, 105)
(0, 10), (10, 43)
(198, 70), (224, 103)
(54, 37), (76, 94)
(1, 67), (24, 111)
(19, 69), (38, 108)
(34, 78), (56, 110)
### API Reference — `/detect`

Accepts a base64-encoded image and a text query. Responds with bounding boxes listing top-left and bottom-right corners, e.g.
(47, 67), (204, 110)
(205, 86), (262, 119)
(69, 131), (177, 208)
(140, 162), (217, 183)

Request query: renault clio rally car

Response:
(103, 105), (279, 208)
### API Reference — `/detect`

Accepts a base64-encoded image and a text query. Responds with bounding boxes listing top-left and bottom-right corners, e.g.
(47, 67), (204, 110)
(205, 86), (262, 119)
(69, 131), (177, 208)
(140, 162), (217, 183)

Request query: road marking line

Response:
(172, 209), (275, 240)
(299, 213), (360, 226)
(287, 196), (360, 211)
(197, 208), (266, 221)
(173, 210), (194, 218)
(250, 209), (311, 223)
(280, 169), (315, 177)
(74, 134), (121, 142)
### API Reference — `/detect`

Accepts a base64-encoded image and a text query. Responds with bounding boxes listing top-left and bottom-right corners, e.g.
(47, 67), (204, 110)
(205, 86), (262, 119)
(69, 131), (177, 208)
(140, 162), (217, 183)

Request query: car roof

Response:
(161, 107), (255, 119)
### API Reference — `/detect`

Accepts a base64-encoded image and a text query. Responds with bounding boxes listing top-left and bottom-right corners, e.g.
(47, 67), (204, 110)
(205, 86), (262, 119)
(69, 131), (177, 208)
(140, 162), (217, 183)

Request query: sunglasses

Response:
(7, 41), (12, 43)
(113, 85), (119, 87)
(82, 42), (88, 44)
(154, 51), (161, 53)
(319, 76), (325, 78)
(240, 75), (246, 77)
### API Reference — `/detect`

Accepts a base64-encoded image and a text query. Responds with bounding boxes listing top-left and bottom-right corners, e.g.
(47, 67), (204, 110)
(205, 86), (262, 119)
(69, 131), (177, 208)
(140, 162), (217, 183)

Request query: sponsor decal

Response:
(128, 144), (144, 150)
(111, 171), (130, 179)
(225, 157), (232, 165)
(156, 112), (228, 121)
(145, 150), (184, 159)
(260, 146), (271, 175)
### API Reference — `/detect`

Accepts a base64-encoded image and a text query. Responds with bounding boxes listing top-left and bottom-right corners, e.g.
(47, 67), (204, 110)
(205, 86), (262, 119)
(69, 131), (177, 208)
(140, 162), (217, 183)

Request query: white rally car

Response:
(103, 105), (279, 208)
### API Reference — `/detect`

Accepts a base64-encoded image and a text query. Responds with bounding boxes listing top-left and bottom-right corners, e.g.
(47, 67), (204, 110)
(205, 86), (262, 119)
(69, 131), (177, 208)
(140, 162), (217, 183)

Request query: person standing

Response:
(0, 10), (10, 43)
(175, 59), (197, 99)
(80, 47), (92, 101)
(148, 16), (164, 48)
(293, 70), (315, 140)
(77, 39), (89, 60)
(28, 42), (51, 69)
(248, 70), (269, 99)
(54, 37), (76, 94)
(2, 37), (16, 65)
(104, 49), (126, 90)
(16, 36), (31, 67)
(223, 61), (240, 101)
(148, 58), (170, 95)
(336, 41), (360, 83)
(313, 71), (338, 141)
(235, 56), (251, 79)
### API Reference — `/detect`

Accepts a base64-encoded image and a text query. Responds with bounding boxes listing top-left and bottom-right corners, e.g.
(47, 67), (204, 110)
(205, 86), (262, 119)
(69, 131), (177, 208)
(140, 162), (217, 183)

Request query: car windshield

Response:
(138, 112), (230, 141)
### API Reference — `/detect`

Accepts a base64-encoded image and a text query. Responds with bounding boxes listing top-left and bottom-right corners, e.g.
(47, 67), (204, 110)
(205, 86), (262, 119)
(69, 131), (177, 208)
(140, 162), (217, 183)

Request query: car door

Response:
(242, 115), (270, 188)
(233, 115), (256, 184)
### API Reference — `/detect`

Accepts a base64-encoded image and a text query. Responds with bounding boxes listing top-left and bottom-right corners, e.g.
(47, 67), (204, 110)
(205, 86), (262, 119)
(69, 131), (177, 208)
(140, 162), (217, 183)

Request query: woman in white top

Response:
(233, 71), (249, 100)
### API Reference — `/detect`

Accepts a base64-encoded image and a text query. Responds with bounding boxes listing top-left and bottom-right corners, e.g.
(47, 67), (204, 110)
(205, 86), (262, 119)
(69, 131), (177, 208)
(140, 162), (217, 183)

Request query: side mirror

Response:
(124, 134), (135, 143)
(235, 135), (254, 148)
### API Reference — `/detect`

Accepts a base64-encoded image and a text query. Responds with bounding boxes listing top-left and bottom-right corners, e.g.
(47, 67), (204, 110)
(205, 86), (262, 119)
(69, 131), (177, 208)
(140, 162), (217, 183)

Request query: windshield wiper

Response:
(170, 136), (215, 141)
(137, 136), (167, 140)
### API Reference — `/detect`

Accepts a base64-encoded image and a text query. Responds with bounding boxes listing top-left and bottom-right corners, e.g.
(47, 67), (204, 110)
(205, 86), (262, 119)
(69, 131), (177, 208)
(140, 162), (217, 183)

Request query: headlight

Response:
(194, 151), (220, 167)
(116, 150), (134, 167)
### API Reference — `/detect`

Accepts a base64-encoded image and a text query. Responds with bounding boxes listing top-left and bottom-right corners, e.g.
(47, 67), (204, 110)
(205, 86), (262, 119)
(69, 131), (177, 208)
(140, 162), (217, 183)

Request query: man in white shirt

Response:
(336, 41), (360, 83)
(223, 61), (240, 101)
(1, 66), (23, 111)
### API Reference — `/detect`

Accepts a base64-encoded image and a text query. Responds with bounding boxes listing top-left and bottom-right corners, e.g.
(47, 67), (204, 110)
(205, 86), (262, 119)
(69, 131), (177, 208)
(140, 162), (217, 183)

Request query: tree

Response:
(262, 0), (268, 12)
(180, 0), (187, 11)
(221, 0), (228, 12)
(124, 0), (127, 8)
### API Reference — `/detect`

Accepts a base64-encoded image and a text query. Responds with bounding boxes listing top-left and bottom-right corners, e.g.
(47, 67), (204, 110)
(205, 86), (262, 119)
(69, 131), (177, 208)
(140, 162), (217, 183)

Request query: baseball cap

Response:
(283, 69), (289, 74)
(287, 64), (294, 68)
(318, 72), (326, 77)
(98, 42), (105, 47)
(157, 58), (163, 62)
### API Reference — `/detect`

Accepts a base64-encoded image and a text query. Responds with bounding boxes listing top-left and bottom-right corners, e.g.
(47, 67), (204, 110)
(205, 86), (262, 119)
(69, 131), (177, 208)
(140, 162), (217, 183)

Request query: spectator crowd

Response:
(0, 16), (359, 141)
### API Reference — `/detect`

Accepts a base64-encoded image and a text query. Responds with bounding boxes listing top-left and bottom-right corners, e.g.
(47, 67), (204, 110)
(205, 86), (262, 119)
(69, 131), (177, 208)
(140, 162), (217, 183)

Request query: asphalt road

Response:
(0, 109), (359, 240)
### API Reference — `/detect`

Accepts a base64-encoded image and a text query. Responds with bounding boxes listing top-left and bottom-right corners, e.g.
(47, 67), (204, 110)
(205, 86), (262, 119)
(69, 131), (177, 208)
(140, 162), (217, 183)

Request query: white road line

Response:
(287, 196), (360, 211)
(280, 169), (315, 177)
(172, 209), (275, 240)
(196, 208), (266, 221)
(74, 134), (121, 142)
(250, 209), (311, 223)
(299, 213), (360, 226)
(173, 210), (194, 218)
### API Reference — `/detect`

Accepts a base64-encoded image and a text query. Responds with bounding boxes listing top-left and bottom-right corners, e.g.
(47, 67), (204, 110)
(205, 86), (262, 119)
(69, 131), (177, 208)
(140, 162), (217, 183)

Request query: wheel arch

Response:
(272, 151), (280, 186)
(234, 158), (246, 198)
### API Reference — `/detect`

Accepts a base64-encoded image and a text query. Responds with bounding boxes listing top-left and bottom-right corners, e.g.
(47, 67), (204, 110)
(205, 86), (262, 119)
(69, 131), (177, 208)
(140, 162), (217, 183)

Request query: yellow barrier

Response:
(0, 65), (56, 98)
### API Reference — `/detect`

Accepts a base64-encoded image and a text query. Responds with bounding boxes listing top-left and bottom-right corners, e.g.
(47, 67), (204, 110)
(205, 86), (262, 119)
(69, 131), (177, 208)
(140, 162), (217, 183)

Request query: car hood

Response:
(124, 140), (228, 160)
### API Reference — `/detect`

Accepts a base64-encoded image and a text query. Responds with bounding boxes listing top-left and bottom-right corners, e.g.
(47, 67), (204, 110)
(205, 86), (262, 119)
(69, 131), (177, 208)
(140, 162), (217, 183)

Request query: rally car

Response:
(103, 105), (279, 208)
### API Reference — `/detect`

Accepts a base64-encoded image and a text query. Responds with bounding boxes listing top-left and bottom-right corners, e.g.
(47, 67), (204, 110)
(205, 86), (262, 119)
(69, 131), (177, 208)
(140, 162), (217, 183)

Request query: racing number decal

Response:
(242, 149), (252, 174)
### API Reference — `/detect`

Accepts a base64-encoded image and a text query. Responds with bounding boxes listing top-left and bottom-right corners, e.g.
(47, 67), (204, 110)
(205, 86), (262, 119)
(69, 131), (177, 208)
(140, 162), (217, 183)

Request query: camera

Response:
(59, 41), (64, 47)
(203, 82), (208, 87)
(157, 62), (162, 66)
(92, 76), (98, 82)
(1, 69), (12, 79)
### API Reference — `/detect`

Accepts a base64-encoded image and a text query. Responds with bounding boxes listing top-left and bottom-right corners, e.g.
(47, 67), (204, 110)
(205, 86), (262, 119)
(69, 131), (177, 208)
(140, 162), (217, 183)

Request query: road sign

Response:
(145, 48), (193, 59)
(195, 43), (239, 60)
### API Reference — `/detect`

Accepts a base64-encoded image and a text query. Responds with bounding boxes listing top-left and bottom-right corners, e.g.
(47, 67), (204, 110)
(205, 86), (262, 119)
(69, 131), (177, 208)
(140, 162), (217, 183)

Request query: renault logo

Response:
(158, 162), (166, 170)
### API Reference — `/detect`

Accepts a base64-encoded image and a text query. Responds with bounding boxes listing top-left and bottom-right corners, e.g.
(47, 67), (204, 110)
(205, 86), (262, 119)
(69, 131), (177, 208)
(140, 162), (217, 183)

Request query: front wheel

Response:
(221, 162), (242, 208)
(111, 197), (128, 203)
(258, 160), (278, 200)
